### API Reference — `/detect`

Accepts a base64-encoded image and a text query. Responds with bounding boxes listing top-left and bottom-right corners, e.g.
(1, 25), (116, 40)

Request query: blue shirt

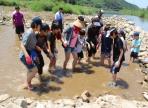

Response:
(55, 11), (63, 22)
(131, 39), (141, 53)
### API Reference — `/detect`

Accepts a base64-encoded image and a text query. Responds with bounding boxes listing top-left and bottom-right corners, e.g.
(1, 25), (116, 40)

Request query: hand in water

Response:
(115, 61), (120, 68)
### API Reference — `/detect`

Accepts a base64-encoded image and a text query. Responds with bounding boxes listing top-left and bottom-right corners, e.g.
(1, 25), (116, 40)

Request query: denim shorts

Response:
(64, 47), (76, 53)
(19, 52), (36, 70)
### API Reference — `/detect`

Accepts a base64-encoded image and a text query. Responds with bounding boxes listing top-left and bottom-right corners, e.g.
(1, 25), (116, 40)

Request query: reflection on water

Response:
(104, 14), (148, 31)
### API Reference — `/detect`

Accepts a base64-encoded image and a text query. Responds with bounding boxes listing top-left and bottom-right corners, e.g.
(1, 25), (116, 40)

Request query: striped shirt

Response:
(22, 28), (37, 51)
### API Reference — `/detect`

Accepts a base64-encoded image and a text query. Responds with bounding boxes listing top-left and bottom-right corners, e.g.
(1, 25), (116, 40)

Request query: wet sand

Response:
(0, 24), (145, 101)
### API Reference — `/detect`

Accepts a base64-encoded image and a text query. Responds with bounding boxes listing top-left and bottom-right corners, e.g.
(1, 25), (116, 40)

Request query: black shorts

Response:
(130, 52), (138, 59)
(77, 51), (84, 59)
(15, 25), (24, 34)
(87, 42), (97, 57)
(110, 61), (123, 74)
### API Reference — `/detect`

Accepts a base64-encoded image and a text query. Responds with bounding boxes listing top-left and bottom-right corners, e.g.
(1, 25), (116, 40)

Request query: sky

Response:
(125, 0), (148, 8)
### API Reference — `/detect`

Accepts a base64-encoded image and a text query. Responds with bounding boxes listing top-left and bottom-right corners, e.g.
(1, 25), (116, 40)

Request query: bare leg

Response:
(112, 73), (117, 82)
(63, 52), (70, 70)
(77, 58), (81, 64)
(129, 57), (132, 64)
(100, 54), (105, 66)
(53, 58), (56, 69)
(86, 57), (90, 62)
(48, 57), (56, 74)
(27, 67), (37, 90)
(18, 34), (22, 40)
(93, 54), (95, 59)
(107, 57), (111, 68)
(72, 52), (78, 70)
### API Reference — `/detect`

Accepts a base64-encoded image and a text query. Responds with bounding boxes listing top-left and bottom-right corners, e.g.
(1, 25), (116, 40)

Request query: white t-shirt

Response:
(75, 35), (85, 53)
(120, 37), (127, 51)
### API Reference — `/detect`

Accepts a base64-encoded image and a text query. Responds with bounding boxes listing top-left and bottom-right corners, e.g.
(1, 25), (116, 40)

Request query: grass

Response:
(0, 0), (97, 15)
(120, 8), (148, 19)
(0, 0), (148, 19)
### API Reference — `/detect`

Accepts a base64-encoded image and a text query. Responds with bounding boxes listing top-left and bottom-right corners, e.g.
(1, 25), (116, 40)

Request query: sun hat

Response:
(73, 16), (85, 29)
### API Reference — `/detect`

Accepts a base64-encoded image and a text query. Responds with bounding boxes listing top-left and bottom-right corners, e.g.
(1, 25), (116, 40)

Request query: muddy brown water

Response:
(0, 24), (146, 101)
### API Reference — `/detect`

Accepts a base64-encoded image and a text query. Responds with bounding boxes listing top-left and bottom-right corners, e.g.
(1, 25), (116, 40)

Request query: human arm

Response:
(125, 40), (128, 51)
(20, 42), (29, 57)
(12, 14), (15, 28)
(55, 12), (59, 21)
(110, 44), (114, 64)
(47, 39), (54, 58)
(35, 45), (42, 52)
(22, 14), (26, 26)
(61, 27), (72, 48)
(20, 40), (32, 65)
(61, 33), (67, 48)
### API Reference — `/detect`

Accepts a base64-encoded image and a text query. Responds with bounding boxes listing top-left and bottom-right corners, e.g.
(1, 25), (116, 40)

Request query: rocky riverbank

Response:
(102, 15), (148, 102)
(0, 92), (148, 108)
(0, 7), (148, 107)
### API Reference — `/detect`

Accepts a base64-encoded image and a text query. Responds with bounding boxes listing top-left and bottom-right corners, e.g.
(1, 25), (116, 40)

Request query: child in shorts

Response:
(19, 17), (42, 90)
(130, 32), (141, 63)
(75, 29), (86, 63)
(47, 20), (61, 73)
(35, 23), (50, 81)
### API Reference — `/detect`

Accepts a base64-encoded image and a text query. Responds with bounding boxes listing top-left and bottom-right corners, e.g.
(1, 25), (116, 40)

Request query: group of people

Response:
(12, 6), (141, 90)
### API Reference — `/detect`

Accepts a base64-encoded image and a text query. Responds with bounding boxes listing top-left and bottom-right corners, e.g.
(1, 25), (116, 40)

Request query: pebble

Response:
(142, 92), (148, 101)
(0, 94), (10, 103)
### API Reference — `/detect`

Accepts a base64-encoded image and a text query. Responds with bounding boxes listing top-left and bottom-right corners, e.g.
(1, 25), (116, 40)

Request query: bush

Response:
(52, 2), (73, 14)
(0, 0), (18, 6)
(0, 0), (97, 15)
(43, 3), (54, 11)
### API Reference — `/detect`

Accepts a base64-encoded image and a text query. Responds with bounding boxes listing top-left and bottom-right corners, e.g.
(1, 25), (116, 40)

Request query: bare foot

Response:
(27, 84), (34, 91)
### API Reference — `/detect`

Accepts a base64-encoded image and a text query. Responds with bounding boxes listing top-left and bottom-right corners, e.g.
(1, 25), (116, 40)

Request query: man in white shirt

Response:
(55, 7), (64, 32)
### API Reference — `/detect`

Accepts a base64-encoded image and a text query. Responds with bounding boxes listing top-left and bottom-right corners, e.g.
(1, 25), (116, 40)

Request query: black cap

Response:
(41, 23), (50, 31)
(133, 32), (140, 36)
(32, 17), (42, 26)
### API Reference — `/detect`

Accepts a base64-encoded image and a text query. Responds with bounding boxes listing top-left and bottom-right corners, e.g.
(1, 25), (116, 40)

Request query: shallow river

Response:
(0, 19), (146, 100)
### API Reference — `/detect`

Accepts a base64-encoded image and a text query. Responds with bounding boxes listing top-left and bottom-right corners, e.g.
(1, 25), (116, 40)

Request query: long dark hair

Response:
(51, 20), (60, 31)
(110, 27), (118, 36)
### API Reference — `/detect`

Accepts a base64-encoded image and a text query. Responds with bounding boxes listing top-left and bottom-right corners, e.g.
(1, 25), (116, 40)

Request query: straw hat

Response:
(73, 17), (85, 29)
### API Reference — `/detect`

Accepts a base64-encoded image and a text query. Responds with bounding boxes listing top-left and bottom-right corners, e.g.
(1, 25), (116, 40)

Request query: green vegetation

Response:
(0, 0), (97, 15)
(0, 0), (148, 19)
(120, 8), (148, 19)
(76, 0), (138, 10)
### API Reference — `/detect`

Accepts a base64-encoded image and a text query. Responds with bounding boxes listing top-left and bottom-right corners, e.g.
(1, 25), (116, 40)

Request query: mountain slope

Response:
(66, 0), (139, 10)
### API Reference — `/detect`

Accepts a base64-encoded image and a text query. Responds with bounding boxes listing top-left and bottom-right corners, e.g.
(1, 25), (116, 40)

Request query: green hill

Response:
(1, 0), (148, 19)
(0, 0), (139, 12)
(65, 0), (139, 10)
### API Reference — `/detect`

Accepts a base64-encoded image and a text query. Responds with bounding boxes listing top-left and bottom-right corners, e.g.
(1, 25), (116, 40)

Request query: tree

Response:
(64, 0), (76, 4)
